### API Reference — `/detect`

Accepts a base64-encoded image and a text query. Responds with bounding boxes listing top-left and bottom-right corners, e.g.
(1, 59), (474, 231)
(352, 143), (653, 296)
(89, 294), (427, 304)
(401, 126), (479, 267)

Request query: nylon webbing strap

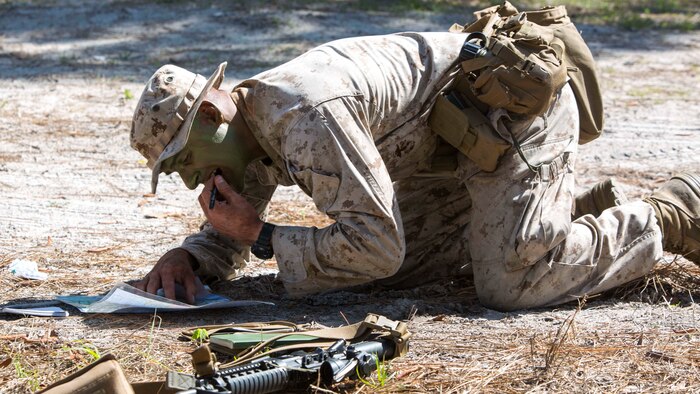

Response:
(489, 39), (525, 66)
(181, 320), (310, 340)
(188, 313), (411, 372)
(460, 55), (494, 74)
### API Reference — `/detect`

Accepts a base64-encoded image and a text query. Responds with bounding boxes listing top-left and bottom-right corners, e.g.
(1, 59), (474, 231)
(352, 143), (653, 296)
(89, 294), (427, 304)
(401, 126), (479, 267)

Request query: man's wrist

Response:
(251, 222), (276, 260)
(175, 247), (200, 271)
(248, 220), (265, 246)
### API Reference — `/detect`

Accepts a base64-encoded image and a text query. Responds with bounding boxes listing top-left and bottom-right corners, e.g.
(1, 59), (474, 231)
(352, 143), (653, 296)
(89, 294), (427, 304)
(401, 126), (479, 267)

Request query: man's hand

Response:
(199, 174), (263, 245)
(134, 248), (202, 304)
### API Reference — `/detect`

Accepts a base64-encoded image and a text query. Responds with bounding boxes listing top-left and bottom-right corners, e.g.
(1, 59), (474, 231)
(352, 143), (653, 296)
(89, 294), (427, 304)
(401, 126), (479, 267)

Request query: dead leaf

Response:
(0, 357), (11, 369)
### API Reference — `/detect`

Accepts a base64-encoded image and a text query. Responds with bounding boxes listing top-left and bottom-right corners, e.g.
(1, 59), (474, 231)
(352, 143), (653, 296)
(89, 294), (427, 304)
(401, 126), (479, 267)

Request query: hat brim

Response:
(150, 61), (228, 193)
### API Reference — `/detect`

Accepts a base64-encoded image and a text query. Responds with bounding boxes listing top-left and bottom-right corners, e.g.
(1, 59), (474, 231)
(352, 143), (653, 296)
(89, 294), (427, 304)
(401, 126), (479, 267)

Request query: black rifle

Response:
(170, 338), (398, 394)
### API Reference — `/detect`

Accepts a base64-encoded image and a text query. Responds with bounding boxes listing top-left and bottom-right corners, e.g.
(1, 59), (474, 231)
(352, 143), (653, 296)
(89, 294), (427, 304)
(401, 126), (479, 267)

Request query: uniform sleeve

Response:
(179, 167), (276, 284)
(273, 96), (405, 296)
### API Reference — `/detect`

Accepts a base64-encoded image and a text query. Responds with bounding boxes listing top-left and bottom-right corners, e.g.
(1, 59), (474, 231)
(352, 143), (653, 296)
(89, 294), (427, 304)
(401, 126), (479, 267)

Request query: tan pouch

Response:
(455, 1), (604, 144)
(428, 92), (510, 172)
(37, 354), (134, 394)
(459, 13), (568, 118)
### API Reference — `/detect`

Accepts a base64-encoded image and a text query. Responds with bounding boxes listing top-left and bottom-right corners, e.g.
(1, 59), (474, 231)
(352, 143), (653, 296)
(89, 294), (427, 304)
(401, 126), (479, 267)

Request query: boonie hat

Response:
(130, 62), (227, 193)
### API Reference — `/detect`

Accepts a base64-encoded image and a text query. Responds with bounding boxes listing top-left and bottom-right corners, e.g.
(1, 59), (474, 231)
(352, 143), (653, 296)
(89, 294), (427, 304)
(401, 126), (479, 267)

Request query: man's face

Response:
(159, 104), (241, 190)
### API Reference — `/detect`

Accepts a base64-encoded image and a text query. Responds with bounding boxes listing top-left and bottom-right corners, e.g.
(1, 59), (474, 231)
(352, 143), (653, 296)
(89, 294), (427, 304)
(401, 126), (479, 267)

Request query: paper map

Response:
(56, 283), (274, 313)
(0, 303), (69, 317)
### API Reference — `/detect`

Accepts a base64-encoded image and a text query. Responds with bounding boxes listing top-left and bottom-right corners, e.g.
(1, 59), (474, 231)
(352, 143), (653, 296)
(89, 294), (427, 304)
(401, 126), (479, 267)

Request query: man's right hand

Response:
(134, 248), (202, 304)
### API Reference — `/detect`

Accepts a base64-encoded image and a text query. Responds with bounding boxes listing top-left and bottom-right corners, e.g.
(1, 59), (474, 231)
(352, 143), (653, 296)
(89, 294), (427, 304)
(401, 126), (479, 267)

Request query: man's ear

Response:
(203, 88), (237, 122)
(198, 102), (223, 125)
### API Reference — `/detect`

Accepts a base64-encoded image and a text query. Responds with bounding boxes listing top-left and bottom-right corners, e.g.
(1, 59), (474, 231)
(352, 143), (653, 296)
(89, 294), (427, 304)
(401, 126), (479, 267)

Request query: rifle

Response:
(168, 337), (400, 394)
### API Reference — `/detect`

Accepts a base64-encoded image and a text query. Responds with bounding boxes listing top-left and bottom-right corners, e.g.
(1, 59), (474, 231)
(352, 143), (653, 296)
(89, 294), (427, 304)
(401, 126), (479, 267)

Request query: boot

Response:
(573, 178), (628, 219)
(643, 173), (700, 264)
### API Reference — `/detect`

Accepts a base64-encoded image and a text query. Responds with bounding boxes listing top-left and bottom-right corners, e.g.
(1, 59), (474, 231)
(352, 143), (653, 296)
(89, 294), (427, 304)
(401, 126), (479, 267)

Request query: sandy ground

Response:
(1, 1), (700, 393)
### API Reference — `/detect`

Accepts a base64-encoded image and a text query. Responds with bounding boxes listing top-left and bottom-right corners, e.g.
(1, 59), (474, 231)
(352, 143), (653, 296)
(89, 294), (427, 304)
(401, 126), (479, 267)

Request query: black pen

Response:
(209, 168), (222, 210)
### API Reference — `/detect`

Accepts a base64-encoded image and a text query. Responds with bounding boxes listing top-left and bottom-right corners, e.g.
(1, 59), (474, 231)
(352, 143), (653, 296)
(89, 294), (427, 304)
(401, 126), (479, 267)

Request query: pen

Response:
(209, 168), (222, 210)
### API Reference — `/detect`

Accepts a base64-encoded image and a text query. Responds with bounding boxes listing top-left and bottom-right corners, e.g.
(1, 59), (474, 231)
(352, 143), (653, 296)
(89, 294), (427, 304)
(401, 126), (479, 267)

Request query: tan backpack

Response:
(430, 2), (604, 172)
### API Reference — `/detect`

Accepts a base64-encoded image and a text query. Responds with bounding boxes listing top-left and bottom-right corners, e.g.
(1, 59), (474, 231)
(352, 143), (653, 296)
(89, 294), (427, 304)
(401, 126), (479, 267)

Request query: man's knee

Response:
(473, 259), (559, 312)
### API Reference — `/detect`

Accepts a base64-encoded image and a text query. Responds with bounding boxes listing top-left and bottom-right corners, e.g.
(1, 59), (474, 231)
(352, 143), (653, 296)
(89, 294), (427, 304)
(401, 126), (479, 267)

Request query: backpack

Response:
(429, 2), (604, 172)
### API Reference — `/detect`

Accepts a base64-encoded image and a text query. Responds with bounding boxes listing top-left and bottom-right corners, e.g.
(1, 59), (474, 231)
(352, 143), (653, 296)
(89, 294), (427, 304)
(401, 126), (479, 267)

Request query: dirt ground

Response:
(1, 1), (700, 393)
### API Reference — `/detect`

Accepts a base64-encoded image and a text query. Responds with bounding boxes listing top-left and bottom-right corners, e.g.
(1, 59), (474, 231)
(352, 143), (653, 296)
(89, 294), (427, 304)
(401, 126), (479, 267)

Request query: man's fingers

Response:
(161, 274), (177, 301)
(214, 175), (235, 198)
(134, 277), (147, 291)
(146, 274), (162, 295)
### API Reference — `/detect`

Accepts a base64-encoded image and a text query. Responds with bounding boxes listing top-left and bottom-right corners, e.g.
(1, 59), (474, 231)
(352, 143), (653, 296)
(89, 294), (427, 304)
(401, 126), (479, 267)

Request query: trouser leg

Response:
(376, 174), (473, 288)
(573, 177), (629, 220)
(462, 84), (663, 311)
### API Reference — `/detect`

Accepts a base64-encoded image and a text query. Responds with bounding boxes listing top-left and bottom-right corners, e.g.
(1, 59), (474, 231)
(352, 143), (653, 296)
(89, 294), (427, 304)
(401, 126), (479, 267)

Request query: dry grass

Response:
(370, 318), (700, 392)
(2, 205), (699, 393)
(1, 157), (699, 393)
(610, 259), (700, 306)
(2, 1), (700, 392)
(380, 298), (700, 393)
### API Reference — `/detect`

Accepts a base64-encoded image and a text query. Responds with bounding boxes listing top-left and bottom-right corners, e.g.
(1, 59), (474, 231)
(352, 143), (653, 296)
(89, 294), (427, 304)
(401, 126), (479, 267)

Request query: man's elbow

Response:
(329, 222), (405, 280)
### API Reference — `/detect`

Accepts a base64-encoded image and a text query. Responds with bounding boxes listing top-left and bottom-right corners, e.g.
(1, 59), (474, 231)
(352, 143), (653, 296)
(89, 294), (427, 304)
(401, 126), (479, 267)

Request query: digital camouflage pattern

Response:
(460, 86), (660, 310)
(173, 32), (663, 310)
(131, 62), (226, 193)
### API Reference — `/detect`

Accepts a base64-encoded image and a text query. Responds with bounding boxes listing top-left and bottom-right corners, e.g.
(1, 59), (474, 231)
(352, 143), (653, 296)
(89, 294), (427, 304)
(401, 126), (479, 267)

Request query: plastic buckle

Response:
(166, 371), (197, 391)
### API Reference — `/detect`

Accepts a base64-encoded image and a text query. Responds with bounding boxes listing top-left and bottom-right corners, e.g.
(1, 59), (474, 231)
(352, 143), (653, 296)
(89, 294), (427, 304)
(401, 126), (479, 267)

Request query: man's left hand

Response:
(199, 174), (263, 245)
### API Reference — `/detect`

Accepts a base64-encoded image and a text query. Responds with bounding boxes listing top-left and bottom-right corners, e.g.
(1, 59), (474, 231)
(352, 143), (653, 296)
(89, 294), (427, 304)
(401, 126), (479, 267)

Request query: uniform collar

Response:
(230, 84), (294, 186)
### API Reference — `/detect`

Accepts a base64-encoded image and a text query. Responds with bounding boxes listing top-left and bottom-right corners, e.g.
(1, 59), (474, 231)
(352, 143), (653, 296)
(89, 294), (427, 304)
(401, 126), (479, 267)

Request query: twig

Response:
(309, 384), (338, 394)
(339, 311), (350, 326)
(544, 296), (587, 374)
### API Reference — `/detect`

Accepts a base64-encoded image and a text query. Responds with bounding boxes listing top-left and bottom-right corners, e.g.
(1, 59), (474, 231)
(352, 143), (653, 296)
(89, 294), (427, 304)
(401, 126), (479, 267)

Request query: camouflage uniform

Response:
(178, 32), (663, 310)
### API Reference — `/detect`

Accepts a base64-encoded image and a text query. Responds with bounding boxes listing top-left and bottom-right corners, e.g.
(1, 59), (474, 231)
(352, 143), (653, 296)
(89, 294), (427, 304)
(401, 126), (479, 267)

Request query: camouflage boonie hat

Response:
(130, 62), (227, 193)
